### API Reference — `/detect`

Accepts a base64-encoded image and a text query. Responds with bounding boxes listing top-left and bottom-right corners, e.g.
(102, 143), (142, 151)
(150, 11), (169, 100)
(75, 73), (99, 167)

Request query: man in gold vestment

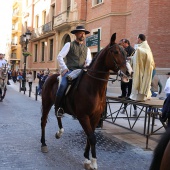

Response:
(130, 34), (155, 101)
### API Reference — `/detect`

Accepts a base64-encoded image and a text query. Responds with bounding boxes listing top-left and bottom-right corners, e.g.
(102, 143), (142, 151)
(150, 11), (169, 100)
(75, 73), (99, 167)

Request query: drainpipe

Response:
(86, 0), (87, 21)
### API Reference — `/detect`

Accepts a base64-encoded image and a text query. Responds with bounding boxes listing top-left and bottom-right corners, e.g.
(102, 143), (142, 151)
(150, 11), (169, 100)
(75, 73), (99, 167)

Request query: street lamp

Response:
(20, 30), (32, 93)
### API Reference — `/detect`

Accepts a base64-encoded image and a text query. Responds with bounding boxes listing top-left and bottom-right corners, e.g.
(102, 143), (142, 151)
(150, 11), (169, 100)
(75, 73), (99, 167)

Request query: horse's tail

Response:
(43, 73), (60, 91)
(149, 128), (170, 170)
(41, 74), (60, 117)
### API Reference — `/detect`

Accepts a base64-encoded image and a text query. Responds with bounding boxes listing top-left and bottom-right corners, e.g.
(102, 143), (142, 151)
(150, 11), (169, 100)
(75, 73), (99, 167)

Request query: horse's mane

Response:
(88, 44), (109, 68)
(149, 128), (170, 170)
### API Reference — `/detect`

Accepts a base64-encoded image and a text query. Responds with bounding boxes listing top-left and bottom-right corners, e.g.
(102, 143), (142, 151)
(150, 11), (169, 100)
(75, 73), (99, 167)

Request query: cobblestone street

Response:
(0, 83), (154, 170)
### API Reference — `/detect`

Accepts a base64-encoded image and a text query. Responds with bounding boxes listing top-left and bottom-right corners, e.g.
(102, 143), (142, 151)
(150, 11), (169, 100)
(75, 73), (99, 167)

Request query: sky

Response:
(0, 0), (13, 54)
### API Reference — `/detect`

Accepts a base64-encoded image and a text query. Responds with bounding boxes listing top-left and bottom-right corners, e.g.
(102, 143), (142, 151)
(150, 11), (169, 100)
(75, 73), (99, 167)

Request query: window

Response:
(41, 42), (45, 62)
(34, 44), (38, 62)
(67, 0), (71, 11)
(42, 11), (46, 25)
(97, 0), (103, 3)
(50, 4), (55, 21)
(92, 0), (103, 6)
(35, 15), (39, 28)
(49, 39), (53, 61)
(24, 21), (27, 32)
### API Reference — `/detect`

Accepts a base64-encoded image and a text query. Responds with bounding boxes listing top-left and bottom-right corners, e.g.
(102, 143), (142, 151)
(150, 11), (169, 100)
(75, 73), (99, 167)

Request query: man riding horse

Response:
(55, 25), (92, 117)
(0, 52), (8, 101)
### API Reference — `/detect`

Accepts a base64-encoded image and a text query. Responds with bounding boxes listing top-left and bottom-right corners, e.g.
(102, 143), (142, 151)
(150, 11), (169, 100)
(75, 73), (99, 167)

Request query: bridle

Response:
(108, 44), (126, 70)
(86, 44), (126, 82)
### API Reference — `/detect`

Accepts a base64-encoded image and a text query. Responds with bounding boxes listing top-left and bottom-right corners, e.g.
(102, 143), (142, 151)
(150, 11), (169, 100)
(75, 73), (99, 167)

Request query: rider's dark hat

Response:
(71, 25), (90, 34)
(166, 72), (170, 75)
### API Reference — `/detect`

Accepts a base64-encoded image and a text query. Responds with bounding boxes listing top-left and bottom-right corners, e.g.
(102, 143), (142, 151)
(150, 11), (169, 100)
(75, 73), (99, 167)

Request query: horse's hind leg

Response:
(41, 103), (52, 153)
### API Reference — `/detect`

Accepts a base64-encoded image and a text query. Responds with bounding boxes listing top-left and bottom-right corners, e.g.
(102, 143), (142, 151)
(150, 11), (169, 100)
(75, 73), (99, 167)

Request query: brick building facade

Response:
(21, 0), (170, 78)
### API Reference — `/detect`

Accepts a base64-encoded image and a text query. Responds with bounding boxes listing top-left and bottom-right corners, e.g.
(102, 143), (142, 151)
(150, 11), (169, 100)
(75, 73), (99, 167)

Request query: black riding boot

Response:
(55, 96), (64, 117)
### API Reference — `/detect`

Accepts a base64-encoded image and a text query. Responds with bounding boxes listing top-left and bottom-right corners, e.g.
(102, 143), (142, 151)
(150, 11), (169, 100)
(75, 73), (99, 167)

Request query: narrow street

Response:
(0, 84), (153, 170)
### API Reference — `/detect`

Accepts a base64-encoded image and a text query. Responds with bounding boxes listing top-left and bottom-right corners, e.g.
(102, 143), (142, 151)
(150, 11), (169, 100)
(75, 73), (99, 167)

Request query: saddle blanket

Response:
(67, 69), (82, 81)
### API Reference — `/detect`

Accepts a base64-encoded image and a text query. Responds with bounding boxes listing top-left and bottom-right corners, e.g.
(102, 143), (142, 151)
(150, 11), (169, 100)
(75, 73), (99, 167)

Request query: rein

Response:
(86, 71), (119, 82)
(86, 44), (126, 82)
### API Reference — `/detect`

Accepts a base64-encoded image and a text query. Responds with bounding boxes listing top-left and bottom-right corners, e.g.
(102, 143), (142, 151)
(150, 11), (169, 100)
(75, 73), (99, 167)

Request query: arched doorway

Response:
(64, 34), (71, 45)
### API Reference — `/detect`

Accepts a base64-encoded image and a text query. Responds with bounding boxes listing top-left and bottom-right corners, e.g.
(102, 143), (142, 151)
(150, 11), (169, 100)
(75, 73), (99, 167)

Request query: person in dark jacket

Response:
(37, 70), (44, 95)
(119, 39), (137, 116)
(41, 70), (49, 86)
(161, 95), (170, 128)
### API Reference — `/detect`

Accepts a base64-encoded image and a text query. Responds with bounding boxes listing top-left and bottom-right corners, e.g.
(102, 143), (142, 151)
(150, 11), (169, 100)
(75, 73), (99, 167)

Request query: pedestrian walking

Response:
(26, 71), (34, 91)
(37, 70), (44, 95)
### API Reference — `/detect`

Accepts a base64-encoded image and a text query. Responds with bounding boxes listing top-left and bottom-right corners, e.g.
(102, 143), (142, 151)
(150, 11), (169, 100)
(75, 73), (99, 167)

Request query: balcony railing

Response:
(11, 53), (17, 59)
(31, 21), (53, 39)
(53, 10), (70, 27)
(42, 22), (52, 33)
(11, 41), (17, 46)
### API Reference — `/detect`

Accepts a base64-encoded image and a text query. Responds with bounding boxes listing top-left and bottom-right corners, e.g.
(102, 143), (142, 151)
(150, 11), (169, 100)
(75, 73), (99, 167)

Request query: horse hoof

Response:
(41, 146), (48, 153)
(84, 163), (91, 170)
(90, 158), (98, 170)
(55, 133), (60, 139)
(84, 159), (91, 170)
(55, 128), (64, 139)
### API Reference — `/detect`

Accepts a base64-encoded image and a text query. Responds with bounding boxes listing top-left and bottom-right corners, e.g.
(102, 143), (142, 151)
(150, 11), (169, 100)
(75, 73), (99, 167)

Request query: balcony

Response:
(30, 21), (55, 41)
(53, 10), (72, 30)
(12, 28), (18, 34)
(11, 42), (17, 49)
(12, 8), (19, 21)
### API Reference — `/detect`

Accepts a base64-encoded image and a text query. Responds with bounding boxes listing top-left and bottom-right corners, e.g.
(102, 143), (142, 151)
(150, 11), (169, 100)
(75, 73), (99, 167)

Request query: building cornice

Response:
(86, 11), (132, 24)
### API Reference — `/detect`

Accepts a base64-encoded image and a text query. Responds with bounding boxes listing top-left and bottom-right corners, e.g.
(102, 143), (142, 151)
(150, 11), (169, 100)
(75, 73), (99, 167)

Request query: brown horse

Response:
(149, 128), (170, 170)
(41, 33), (132, 169)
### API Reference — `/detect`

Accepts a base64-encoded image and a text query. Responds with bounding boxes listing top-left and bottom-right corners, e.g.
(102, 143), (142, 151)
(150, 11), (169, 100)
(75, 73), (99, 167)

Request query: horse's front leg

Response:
(80, 117), (98, 170)
(84, 139), (91, 169)
(88, 133), (97, 170)
(55, 117), (64, 139)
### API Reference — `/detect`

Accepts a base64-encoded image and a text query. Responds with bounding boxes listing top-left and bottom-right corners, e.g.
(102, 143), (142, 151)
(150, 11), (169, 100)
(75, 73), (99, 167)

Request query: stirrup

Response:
(55, 107), (64, 118)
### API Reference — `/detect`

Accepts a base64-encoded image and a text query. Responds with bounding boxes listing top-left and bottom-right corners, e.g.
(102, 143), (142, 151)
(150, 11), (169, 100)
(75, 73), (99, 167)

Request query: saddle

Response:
(66, 69), (85, 95)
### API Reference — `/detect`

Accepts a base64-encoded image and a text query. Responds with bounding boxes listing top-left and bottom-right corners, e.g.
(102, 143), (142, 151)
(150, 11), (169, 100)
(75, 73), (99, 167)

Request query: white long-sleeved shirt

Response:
(164, 77), (170, 94)
(26, 73), (34, 83)
(0, 59), (7, 67)
(57, 42), (92, 72)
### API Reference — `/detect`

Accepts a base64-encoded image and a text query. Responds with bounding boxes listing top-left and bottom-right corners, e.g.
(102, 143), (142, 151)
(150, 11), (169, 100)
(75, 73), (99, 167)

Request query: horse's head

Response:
(106, 33), (133, 80)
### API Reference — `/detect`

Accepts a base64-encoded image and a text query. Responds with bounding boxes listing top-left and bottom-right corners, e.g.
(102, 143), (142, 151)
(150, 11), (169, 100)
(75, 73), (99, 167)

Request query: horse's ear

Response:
(110, 33), (116, 44)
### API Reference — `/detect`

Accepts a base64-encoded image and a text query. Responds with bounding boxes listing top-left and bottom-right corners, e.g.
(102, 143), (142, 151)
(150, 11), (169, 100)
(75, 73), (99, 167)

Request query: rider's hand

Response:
(61, 69), (69, 76)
